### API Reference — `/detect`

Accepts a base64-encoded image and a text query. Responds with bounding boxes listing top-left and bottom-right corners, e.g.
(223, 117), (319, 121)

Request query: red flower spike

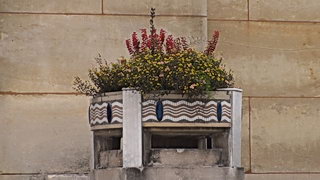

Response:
(146, 39), (152, 49)
(140, 29), (148, 50)
(154, 33), (162, 51)
(132, 32), (140, 53)
(160, 29), (166, 44)
(141, 29), (148, 41)
(126, 39), (134, 55)
(204, 30), (220, 55)
(149, 29), (157, 52)
(151, 28), (157, 36)
(212, 31), (220, 50)
(166, 35), (174, 53)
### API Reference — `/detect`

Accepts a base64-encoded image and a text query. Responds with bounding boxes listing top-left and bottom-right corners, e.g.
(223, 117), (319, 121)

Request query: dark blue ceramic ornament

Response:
(107, 103), (112, 123)
(156, 101), (164, 121)
(217, 102), (222, 122)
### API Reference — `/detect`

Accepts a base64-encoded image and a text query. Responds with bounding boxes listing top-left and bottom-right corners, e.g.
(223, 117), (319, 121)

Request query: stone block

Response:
(93, 167), (244, 180)
(245, 174), (320, 180)
(0, 15), (206, 92)
(250, 0), (320, 22)
(208, 21), (320, 97)
(0, 95), (91, 173)
(0, 175), (46, 180)
(0, 0), (101, 13)
(208, 0), (248, 20)
(142, 167), (244, 180)
(241, 98), (250, 172)
(47, 175), (88, 180)
(250, 98), (320, 172)
(103, 0), (206, 16)
(150, 149), (222, 167)
(93, 168), (122, 180)
(99, 150), (123, 168)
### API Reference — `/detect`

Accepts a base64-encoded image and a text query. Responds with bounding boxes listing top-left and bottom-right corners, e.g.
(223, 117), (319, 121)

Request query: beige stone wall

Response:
(1, 0), (320, 179)
(208, 1), (320, 180)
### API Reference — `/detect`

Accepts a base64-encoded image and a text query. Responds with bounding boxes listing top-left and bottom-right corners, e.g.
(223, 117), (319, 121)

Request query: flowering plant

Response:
(73, 9), (233, 97)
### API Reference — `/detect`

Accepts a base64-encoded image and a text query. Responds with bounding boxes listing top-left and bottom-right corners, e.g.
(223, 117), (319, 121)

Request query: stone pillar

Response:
(143, 131), (152, 166)
(198, 136), (207, 149)
(90, 131), (95, 170)
(228, 88), (243, 167)
(122, 88), (143, 168)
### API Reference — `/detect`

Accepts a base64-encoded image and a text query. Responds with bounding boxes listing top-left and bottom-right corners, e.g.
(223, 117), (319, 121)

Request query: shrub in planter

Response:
(73, 11), (233, 97)
(78, 10), (243, 175)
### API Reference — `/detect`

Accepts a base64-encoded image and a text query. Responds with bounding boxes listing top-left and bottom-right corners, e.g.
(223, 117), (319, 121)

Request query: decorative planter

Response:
(89, 90), (234, 127)
(89, 88), (244, 180)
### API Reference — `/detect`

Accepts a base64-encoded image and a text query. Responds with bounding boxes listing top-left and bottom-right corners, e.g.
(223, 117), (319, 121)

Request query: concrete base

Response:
(99, 150), (123, 168)
(92, 167), (244, 180)
(150, 149), (222, 167)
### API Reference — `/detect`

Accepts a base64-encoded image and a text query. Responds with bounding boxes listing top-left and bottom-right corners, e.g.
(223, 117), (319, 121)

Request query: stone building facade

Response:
(1, 0), (320, 180)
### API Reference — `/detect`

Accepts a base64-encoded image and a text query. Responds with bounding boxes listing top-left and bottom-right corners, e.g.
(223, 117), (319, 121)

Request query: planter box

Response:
(89, 90), (235, 129)
(89, 88), (243, 180)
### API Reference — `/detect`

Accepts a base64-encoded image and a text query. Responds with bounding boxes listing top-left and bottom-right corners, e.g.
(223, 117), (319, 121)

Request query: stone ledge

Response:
(0, 174), (89, 180)
(93, 167), (244, 180)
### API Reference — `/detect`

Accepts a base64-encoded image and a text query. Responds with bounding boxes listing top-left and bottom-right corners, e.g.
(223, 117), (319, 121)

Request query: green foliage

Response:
(73, 49), (234, 97)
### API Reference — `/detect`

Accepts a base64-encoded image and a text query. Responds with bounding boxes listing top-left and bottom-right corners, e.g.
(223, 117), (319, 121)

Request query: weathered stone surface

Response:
(208, 21), (320, 97)
(241, 98), (250, 172)
(99, 150), (123, 168)
(250, 98), (320, 172)
(246, 174), (320, 180)
(93, 167), (244, 180)
(0, 15), (206, 92)
(150, 149), (222, 167)
(103, 0), (206, 16)
(0, 0), (101, 13)
(0, 95), (91, 173)
(0, 175), (46, 180)
(208, 0), (248, 20)
(250, 0), (320, 22)
(47, 175), (89, 180)
(143, 167), (244, 180)
(93, 168), (122, 180)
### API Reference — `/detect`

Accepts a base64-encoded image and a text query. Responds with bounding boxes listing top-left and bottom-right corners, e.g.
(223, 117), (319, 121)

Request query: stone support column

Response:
(228, 88), (243, 167)
(122, 88), (143, 168)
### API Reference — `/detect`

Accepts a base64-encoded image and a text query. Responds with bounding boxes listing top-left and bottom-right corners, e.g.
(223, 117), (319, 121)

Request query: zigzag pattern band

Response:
(89, 99), (232, 126)
(89, 101), (123, 126)
(221, 101), (231, 122)
(142, 100), (231, 123)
